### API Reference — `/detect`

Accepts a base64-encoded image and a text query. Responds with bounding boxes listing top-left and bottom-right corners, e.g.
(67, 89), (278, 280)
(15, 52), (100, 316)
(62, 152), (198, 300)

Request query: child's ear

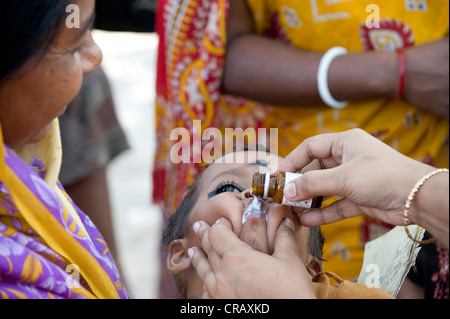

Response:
(306, 256), (323, 277)
(167, 239), (192, 274)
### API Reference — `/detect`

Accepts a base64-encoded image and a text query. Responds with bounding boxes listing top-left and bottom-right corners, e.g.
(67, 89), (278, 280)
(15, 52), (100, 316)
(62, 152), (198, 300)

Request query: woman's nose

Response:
(81, 34), (103, 74)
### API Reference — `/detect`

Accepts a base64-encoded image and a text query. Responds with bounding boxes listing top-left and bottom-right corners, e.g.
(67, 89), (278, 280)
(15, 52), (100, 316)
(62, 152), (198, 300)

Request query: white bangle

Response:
(317, 46), (348, 109)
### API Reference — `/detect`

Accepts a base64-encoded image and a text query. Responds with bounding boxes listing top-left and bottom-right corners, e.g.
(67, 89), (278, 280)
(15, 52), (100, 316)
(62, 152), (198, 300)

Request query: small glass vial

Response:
(251, 172), (323, 208)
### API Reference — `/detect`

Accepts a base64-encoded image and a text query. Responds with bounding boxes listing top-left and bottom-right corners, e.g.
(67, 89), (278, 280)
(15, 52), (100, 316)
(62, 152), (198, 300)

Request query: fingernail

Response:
(284, 183), (297, 199)
(193, 221), (200, 234)
(187, 248), (194, 259)
(284, 218), (295, 231)
(215, 218), (222, 224)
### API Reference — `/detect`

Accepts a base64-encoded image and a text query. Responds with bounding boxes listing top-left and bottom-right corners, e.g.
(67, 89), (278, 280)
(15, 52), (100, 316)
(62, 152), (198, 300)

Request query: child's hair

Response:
(162, 169), (207, 247)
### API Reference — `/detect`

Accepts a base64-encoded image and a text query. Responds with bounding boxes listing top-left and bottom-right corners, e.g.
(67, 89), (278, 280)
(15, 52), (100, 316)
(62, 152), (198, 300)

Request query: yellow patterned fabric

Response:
(153, 0), (449, 281)
(245, 0), (449, 280)
(0, 120), (129, 299)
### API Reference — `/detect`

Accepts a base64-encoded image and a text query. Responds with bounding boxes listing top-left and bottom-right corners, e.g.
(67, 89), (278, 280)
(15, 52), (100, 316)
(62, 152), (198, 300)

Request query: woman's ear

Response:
(306, 256), (323, 277)
(167, 239), (192, 275)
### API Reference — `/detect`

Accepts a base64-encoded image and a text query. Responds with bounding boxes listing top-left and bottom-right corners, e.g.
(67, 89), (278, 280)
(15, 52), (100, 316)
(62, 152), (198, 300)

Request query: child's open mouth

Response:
(242, 197), (268, 224)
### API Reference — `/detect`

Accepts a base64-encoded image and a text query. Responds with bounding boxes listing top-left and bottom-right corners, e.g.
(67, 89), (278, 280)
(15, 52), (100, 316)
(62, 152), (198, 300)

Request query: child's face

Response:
(170, 151), (317, 298)
(188, 150), (311, 257)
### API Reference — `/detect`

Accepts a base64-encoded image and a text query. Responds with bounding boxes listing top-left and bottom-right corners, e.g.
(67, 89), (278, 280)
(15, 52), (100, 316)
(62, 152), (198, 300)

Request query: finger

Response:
(194, 220), (226, 273)
(290, 196), (334, 216)
(275, 133), (344, 174)
(201, 285), (211, 299)
(297, 198), (363, 227)
(283, 165), (347, 202)
(301, 157), (340, 173)
(239, 216), (270, 254)
(188, 247), (216, 295)
(272, 218), (302, 260)
(320, 157), (341, 169)
(194, 221), (213, 256)
(299, 158), (323, 173)
(290, 206), (310, 216)
(208, 218), (248, 256)
(214, 216), (233, 229)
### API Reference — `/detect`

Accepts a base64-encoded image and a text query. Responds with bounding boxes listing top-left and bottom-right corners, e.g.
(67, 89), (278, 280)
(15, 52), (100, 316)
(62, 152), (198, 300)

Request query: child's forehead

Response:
(199, 150), (281, 183)
(215, 149), (278, 164)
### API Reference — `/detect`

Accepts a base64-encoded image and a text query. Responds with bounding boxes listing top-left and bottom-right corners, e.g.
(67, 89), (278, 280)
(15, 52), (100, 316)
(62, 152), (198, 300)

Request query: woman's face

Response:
(188, 150), (312, 260)
(0, 0), (102, 149)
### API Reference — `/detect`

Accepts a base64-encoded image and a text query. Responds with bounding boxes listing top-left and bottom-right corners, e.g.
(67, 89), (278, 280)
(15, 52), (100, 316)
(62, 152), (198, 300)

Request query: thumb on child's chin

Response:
(240, 216), (270, 254)
(272, 218), (301, 259)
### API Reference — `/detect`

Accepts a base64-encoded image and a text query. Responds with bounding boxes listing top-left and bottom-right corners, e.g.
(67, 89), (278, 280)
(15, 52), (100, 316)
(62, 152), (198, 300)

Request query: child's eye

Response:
(217, 184), (241, 194)
(208, 182), (243, 198)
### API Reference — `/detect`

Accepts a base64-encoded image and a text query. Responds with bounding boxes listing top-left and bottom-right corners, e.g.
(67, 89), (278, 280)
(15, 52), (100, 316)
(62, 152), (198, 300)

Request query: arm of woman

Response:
(276, 129), (449, 248)
(224, 0), (449, 118)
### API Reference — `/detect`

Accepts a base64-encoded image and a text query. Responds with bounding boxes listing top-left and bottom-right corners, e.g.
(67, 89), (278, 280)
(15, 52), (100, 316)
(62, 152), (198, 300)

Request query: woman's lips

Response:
(242, 197), (268, 224)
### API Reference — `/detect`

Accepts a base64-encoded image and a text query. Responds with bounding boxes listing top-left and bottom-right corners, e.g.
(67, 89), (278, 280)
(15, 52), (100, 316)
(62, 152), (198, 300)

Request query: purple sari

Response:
(0, 120), (130, 299)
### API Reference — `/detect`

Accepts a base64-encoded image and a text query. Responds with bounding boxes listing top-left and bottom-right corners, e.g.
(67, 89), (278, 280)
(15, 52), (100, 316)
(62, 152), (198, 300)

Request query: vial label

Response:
(282, 172), (313, 208)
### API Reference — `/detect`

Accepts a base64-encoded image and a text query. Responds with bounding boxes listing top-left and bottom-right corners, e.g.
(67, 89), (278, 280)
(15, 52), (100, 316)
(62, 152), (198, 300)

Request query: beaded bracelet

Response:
(403, 168), (449, 244)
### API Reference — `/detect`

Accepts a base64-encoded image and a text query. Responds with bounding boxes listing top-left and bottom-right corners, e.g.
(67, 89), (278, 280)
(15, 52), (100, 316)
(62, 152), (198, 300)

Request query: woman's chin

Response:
(25, 121), (56, 146)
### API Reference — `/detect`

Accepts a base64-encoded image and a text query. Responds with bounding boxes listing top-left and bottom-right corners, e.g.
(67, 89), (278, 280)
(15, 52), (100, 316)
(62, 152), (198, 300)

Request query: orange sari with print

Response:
(153, 0), (449, 282)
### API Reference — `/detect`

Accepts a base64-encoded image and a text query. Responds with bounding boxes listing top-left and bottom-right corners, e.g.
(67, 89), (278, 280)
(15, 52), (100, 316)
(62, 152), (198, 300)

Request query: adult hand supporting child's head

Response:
(188, 217), (317, 299)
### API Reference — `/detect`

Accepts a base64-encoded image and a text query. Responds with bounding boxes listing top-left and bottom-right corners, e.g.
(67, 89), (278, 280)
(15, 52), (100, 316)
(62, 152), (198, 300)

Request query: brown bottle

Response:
(251, 172), (323, 208)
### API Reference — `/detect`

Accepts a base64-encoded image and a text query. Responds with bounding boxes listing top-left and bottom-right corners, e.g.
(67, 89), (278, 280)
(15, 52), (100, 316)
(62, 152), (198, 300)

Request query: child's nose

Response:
(241, 189), (253, 199)
(240, 189), (274, 209)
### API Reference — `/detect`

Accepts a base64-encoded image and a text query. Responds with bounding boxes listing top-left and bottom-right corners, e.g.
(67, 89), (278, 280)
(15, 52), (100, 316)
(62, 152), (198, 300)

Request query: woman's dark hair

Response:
(0, 0), (72, 85)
